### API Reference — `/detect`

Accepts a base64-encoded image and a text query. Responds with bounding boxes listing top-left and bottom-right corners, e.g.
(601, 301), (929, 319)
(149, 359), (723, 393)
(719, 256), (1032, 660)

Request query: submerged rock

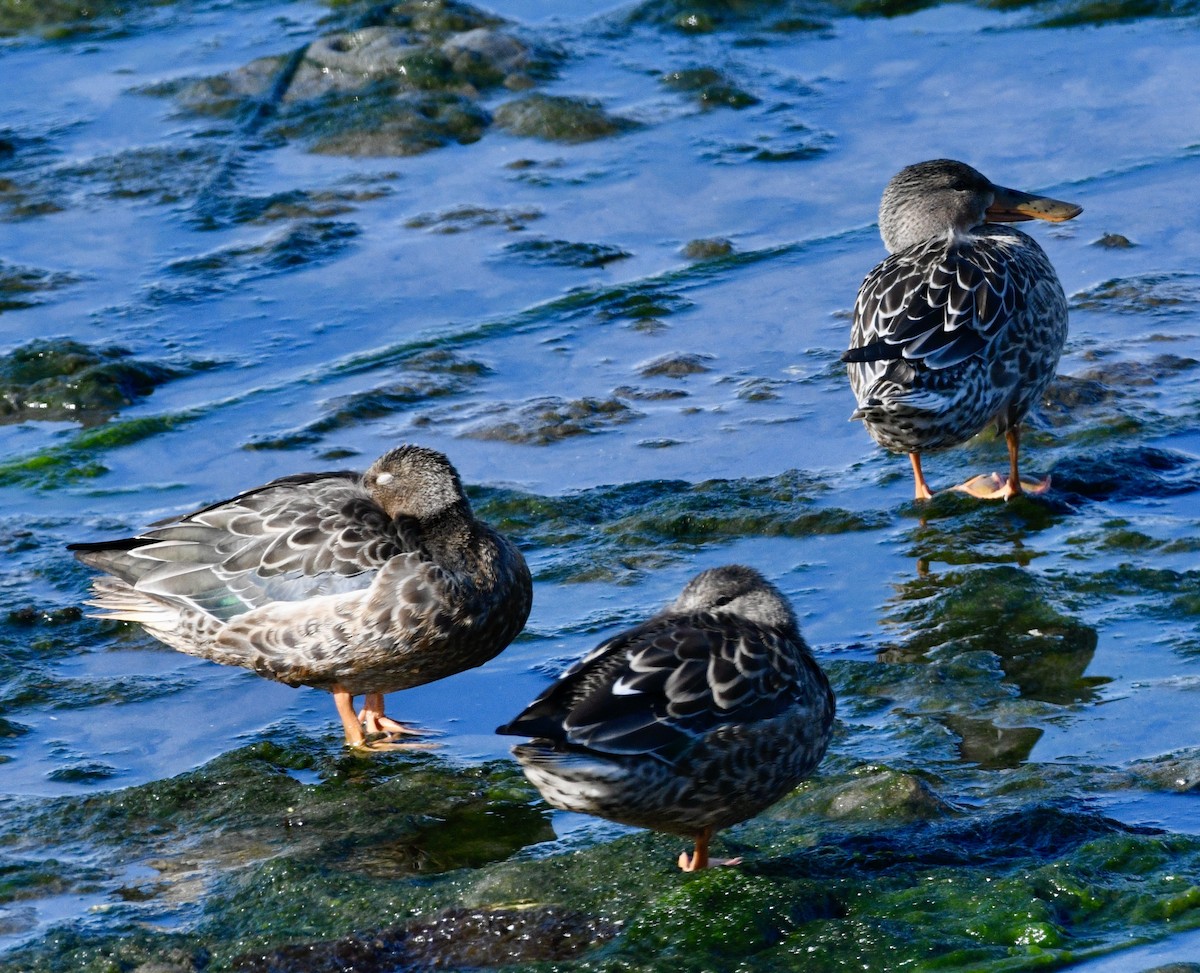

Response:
(1071, 272), (1200, 316)
(681, 236), (734, 260)
(457, 395), (642, 444)
(0, 337), (195, 426)
(494, 94), (637, 143)
(883, 566), (1100, 706)
(0, 260), (79, 312)
(405, 204), (542, 232)
(660, 67), (759, 109)
(638, 352), (714, 377)
(1050, 446), (1200, 501)
(502, 237), (631, 268)
(269, 90), (492, 157)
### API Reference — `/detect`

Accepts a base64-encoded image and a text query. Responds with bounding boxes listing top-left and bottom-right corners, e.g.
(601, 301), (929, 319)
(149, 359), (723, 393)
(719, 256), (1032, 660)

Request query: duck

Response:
(497, 564), (835, 871)
(843, 159), (1082, 501)
(69, 444), (532, 749)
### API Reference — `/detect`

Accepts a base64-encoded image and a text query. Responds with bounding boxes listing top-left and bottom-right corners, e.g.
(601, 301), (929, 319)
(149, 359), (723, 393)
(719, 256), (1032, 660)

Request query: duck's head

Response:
(879, 159), (1082, 254)
(364, 444), (468, 521)
(671, 564), (799, 631)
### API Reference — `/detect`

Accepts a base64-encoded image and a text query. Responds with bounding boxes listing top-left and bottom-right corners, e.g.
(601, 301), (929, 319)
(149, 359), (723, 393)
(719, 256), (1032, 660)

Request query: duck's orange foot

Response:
(357, 710), (428, 738)
(952, 473), (1051, 501)
(676, 852), (744, 872)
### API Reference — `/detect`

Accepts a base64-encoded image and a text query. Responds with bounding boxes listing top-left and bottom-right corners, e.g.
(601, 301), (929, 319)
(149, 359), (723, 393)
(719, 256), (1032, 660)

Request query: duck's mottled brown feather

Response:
(70, 445), (532, 698)
(498, 565), (834, 839)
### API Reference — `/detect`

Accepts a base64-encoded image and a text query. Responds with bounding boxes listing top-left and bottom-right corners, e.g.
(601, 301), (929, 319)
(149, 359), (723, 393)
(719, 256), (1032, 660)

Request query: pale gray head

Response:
(363, 444), (468, 521)
(670, 564), (799, 631)
(878, 159), (1082, 254)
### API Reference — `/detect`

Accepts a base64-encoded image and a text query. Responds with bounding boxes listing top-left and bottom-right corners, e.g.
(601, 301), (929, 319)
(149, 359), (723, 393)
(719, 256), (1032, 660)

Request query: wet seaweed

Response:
(501, 237), (632, 268)
(0, 338), (204, 427)
(0, 263), (81, 314)
(493, 94), (638, 143)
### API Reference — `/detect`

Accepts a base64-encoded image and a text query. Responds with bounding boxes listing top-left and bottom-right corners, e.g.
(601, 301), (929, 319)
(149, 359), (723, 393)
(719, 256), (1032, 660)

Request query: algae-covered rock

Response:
(660, 67), (759, 109)
(1129, 749), (1200, 793)
(6, 741), (1200, 973)
(265, 88), (491, 157)
(780, 765), (953, 823)
(883, 566), (1099, 705)
(0, 260), (80, 313)
(1094, 231), (1137, 248)
(405, 203), (542, 232)
(494, 94), (636, 143)
(158, 3), (551, 160)
(638, 352), (714, 377)
(0, 337), (196, 427)
(681, 236), (734, 260)
(502, 237), (631, 268)
(0, 0), (158, 38)
(456, 395), (643, 444)
(231, 906), (616, 972)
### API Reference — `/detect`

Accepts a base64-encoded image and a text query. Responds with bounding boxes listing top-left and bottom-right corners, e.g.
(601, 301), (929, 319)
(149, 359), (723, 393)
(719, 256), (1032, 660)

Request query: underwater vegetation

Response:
(1, 0), (1199, 968)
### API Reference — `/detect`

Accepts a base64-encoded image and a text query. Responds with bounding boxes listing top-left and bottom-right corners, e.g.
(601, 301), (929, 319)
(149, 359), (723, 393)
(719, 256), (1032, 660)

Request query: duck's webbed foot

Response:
(676, 826), (743, 871)
(357, 693), (441, 750)
(333, 687), (439, 752)
(952, 473), (1051, 501)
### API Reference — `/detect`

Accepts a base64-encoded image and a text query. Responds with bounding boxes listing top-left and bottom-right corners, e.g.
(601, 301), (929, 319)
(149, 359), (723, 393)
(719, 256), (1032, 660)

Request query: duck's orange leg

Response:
(910, 453), (934, 502)
(677, 826), (743, 871)
(332, 685), (366, 748)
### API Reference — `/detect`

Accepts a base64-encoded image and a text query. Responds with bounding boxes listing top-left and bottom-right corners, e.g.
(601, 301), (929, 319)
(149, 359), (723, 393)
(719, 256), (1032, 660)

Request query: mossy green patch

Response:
(0, 338), (205, 428)
(494, 94), (636, 143)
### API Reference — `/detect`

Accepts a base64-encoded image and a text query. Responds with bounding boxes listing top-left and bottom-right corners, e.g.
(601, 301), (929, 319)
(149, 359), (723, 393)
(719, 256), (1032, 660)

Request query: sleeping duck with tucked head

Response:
(70, 444), (532, 749)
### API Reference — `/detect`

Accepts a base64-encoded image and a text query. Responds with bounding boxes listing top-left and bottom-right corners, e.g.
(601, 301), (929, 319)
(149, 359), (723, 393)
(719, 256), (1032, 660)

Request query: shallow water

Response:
(2, 0), (1200, 969)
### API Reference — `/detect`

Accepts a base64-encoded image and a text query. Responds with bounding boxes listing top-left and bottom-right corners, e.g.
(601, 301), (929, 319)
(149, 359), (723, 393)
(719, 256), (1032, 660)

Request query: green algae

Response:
(473, 472), (886, 584)
(11, 758), (1196, 973)
(660, 67), (760, 109)
(0, 338), (202, 428)
(502, 238), (632, 269)
(0, 263), (80, 314)
(0, 0), (167, 38)
(0, 411), (200, 489)
(494, 94), (637, 143)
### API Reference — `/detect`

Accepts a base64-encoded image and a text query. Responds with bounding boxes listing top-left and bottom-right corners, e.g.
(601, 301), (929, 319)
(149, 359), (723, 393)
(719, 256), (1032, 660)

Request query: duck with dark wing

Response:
(844, 159), (1082, 501)
(498, 565), (835, 871)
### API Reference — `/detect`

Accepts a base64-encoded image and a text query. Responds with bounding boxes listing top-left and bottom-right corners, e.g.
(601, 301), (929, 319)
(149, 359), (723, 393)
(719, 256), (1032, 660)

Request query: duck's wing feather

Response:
(498, 612), (810, 762)
(70, 472), (416, 621)
(844, 233), (1037, 371)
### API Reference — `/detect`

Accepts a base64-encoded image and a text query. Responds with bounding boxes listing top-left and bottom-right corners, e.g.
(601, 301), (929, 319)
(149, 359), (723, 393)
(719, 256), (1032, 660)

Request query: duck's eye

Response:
(376, 471), (395, 486)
